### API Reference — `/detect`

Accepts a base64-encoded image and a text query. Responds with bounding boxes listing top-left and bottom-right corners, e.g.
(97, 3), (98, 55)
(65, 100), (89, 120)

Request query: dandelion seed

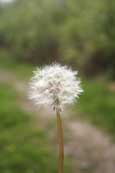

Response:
(29, 63), (83, 111)
(28, 63), (83, 173)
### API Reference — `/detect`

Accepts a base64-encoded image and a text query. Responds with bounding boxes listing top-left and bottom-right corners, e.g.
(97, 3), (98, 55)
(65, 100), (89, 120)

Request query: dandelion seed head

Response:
(28, 64), (83, 111)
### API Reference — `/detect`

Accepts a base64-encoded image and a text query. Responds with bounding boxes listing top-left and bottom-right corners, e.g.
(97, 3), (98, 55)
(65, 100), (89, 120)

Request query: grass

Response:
(0, 83), (71, 173)
(0, 50), (34, 79)
(74, 80), (115, 136)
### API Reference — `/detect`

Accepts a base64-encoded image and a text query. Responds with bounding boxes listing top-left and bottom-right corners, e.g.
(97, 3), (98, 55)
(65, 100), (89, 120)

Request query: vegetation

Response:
(0, 0), (115, 78)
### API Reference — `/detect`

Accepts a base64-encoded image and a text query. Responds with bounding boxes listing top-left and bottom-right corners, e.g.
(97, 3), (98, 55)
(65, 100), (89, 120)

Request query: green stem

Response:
(56, 109), (64, 173)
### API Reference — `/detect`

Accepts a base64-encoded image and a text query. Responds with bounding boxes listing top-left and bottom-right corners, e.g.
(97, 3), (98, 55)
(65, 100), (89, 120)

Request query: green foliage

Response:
(0, 0), (115, 77)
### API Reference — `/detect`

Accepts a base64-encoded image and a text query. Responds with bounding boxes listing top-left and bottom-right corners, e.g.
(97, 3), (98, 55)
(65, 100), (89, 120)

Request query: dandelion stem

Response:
(56, 109), (64, 173)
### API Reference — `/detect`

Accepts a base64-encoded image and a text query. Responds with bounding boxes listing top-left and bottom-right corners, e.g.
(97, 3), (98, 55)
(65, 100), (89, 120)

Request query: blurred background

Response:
(0, 0), (115, 172)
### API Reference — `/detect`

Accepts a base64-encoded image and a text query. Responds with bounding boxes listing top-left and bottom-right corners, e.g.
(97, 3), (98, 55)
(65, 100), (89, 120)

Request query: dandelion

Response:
(28, 63), (83, 173)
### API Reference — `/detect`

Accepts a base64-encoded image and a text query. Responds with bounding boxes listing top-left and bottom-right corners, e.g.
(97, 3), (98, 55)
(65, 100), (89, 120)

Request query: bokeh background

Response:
(0, 0), (115, 173)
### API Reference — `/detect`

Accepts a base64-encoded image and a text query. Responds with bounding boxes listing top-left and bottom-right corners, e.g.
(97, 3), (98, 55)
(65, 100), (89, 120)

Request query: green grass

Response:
(74, 80), (115, 136)
(0, 50), (34, 79)
(0, 83), (71, 173)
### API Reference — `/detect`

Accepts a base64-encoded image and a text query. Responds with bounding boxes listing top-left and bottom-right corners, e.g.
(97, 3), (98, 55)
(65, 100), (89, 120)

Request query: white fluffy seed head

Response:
(28, 64), (83, 111)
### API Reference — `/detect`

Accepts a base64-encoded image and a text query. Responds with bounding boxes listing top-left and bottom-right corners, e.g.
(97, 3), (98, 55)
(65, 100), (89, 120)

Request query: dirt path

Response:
(0, 70), (115, 173)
